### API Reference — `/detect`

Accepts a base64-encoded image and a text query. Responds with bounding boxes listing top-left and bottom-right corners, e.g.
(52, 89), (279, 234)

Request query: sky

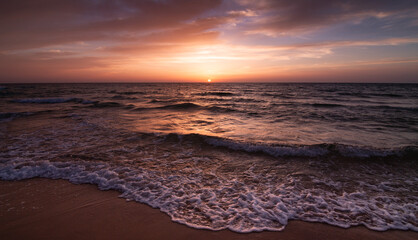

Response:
(0, 0), (417, 83)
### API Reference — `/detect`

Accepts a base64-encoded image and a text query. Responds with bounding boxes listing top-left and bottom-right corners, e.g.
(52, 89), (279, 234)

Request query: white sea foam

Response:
(1, 156), (416, 233)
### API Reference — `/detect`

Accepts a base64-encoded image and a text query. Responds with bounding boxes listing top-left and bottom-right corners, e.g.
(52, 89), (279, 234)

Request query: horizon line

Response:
(1, 81), (417, 84)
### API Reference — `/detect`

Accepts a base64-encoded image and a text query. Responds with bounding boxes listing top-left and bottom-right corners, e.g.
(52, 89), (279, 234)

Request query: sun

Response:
(207, 79), (211, 82)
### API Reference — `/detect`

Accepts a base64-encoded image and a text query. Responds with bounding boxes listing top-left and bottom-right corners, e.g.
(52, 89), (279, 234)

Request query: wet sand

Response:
(0, 178), (416, 240)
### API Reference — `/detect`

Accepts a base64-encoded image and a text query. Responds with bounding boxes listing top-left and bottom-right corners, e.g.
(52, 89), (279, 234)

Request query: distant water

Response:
(0, 83), (417, 232)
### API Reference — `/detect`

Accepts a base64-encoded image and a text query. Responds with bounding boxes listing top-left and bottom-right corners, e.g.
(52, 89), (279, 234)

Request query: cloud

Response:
(265, 38), (418, 50)
(235, 0), (418, 34)
(0, 0), (223, 50)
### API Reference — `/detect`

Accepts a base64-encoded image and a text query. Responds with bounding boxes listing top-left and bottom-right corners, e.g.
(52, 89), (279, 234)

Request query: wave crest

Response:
(159, 133), (418, 159)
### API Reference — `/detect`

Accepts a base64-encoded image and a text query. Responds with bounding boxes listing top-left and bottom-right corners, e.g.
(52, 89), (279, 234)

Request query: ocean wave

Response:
(213, 140), (416, 159)
(310, 103), (344, 108)
(195, 97), (230, 102)
(261, 93), (294, 98)
(134, 103), (237, 113)
(89, 101), (134, 109)
(159, 133), (418, 159)
(13, 97), (138, 110)
(195, 91), (235, 96)
(0, 112), (34, 122)
(369, 93), (404, 98)
(269, 102), (345, 108)
(12, 97), (93, 104)
(159, 102), (201, 110)
(236, 98), (266, 103)
(111, 95), (138, 100)
(272, 102), (417, 112)
(337, 92), (406, 98)
(148, 99), (177, 103)
(109, 90), (145, 95)
(372, 105), (418, 112)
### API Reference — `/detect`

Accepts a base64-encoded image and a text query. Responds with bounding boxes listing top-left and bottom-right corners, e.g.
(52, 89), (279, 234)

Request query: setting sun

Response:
(208, 79), (211, 82)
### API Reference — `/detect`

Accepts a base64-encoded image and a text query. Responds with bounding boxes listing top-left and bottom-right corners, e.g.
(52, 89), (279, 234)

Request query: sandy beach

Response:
(0, 178), (416, 240)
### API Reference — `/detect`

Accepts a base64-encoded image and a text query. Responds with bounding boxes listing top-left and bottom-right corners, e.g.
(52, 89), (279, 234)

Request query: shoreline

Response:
(0, 178), (416, 240)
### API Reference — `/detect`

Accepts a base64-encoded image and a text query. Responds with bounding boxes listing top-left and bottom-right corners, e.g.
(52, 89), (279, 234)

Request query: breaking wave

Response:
(161, 133), (418, 159)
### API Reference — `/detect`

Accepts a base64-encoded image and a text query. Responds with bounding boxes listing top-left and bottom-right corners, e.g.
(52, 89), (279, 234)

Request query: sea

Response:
(0, 83), (417, 232)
